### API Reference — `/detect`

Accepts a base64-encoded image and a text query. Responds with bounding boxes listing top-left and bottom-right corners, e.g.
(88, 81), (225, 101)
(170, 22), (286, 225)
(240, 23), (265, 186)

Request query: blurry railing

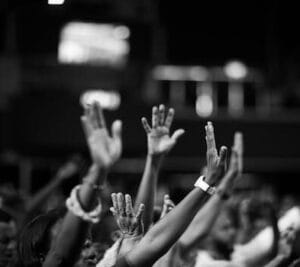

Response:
(145, 62), (271, 119)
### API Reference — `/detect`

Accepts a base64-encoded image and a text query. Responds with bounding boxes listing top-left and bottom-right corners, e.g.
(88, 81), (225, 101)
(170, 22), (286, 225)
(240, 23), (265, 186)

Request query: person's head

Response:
(0, 213), (17, 267)
(75, 240), (108, 267)
(17, 210), (62, 267)
(209, 204), (239, 256)
(0, 183), (25, 213)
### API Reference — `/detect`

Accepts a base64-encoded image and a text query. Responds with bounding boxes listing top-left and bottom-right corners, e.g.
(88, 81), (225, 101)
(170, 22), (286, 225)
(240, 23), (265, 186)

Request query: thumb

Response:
(112, 120), (122, 140)
(171, 129), (185, 142)
(136, 203), (145, 222)
(228, 148), (238, 176)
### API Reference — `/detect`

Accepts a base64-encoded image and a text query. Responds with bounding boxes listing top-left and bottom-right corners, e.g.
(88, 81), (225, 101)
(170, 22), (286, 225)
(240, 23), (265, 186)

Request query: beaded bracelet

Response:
(66, 185), (102, 224)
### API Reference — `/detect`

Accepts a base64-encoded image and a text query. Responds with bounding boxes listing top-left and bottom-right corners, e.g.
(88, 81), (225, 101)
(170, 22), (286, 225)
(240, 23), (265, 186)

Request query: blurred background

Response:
(1, 0), (300, 198)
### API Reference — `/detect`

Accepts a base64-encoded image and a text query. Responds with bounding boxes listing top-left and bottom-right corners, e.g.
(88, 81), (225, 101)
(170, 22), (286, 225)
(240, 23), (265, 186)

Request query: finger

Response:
(166, 199), (175, 208)
(218, 146), (228, 168)
(141, 117), (151, 134)
(94, 102), (107, 129)
(159, 104), (165, 126)
(81, 116), (93, 138)
(125, 194), (134, 217)
(111, 193), (119, 214)
(112, 120), (122, 140)
(205, 121), (217, 153)
(152, 106), (159, 128)
(84, 105), (91, 118)
(86, 105), (98, 129)
(229, 148), (239, 173)
(136, 203), (145, 222)
(171, 129), (185, 142)
(117, 193), (126, 216)
(234, 132), (243, 173)
(164, 194), (170, 202)
(110, 207), (117, 217)
(234, 132), (243, 154)
(165, 108), (175, 129)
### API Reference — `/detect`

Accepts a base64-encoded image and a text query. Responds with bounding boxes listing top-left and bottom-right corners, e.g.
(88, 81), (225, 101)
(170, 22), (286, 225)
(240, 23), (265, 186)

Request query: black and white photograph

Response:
(1, 1), (300, 266)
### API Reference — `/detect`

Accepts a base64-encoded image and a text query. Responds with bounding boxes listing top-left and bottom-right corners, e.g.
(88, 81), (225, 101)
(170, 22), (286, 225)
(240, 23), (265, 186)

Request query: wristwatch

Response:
(194, 175), (216, 195)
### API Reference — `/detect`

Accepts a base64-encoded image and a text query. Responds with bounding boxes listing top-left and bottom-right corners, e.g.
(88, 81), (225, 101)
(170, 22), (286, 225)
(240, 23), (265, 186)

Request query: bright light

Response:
(59, 22), (130, 67)
(80, 90), (121, 110)
(113, 26), (130, 40)
(196, 83), (214, 117)
(196, 95), (213, 117)
(48, 0), (64, 5)
(58, 41), (88, 64)
(224, 61), (248, 80)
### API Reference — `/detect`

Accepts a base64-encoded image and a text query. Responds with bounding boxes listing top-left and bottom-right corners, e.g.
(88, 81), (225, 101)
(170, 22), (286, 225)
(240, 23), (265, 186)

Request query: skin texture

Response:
(110, 123), (240, 267)
(135, 104), (184, 232)
(179, 127), (242, 254)
(43, 102), (122, 267)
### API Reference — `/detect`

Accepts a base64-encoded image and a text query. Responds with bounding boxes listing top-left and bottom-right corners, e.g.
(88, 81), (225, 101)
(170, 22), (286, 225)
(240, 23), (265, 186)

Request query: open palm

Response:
(142, 105), (184, 156)
(81, 103), (122, 168)
(110, 193), (144, 237)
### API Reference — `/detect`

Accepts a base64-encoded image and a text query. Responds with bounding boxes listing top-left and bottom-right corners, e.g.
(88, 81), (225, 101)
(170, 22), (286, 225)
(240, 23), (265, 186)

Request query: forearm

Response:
(134, 154), (162, 231)
(26, 176), (63, 212)
(79, 164), (106, 210)
(127, 187), (210, 266)
(44, 165), (107, 266)
(179, 192), (224, 250)
(179, 169), (236, 252)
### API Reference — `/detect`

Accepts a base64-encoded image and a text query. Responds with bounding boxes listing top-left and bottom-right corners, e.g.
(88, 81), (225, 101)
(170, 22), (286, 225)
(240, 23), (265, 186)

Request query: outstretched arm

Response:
(44, 103), (122, 267)
(122, 146), (236, 267)
(135, 105), (184, 232)
(26, 158), (79, 213)
(179, 130), (243, 252)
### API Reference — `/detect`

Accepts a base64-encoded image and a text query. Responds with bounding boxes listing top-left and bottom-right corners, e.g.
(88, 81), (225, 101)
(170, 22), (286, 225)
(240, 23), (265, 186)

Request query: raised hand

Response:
(160, 194), (175, 220)
(204, 121), (228, 185)
(218, 132), (243, 191)
(141, 104), (185, 156)
(110, 193), (145, 238)
(81, 102), (122, 168)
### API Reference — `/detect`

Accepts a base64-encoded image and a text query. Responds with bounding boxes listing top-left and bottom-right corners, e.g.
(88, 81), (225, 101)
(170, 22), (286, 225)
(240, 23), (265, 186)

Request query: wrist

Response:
(147, 150), (165, 158)
(84, 164), (107, 185)
(194, 176), (216, 196)
(147, 153), (164, 165)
